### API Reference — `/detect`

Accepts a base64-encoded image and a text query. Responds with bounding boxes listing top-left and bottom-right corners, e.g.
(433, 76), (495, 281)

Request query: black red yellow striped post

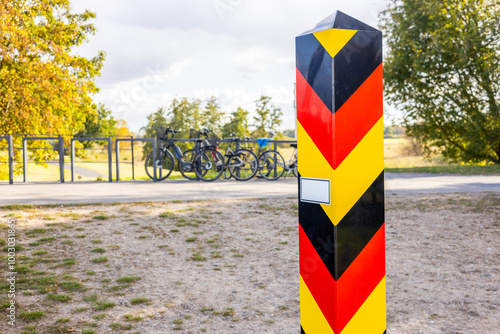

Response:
(296, 11), (385, 334)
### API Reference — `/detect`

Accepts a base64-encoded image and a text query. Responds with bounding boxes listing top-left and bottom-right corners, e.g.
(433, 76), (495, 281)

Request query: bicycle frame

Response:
(283, 145), (297, 177)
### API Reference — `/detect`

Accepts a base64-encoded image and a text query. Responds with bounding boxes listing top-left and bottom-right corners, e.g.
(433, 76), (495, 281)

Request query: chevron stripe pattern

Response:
(296, 11), (385, 334)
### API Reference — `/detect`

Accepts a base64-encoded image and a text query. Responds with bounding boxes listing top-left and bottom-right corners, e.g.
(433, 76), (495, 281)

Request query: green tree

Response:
(166, 97), (201, 135)
(0, 0), (105, 136)
(200, 96), (225, 136)
(76, 104), (117, 148)
(141, 107), (168, 157)
(282, 129), (296, 139)
(253, 96), (283, 138)
(142, 98), (204, 157)
(381, 0), (500, 164)
(222, 107), (250, 138)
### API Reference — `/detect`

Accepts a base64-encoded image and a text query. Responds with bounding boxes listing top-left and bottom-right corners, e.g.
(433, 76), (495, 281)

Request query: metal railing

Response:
(22, 136), (65, 183)
(0, 134), (295, 184)
(0, 135), (14, 184)
(115, 138), (157, 181)
(71, 137), (113, 182)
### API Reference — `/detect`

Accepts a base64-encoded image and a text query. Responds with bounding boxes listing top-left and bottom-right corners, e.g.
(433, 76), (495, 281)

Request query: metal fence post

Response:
(59, 136), (65, 183)
(131, 136), (135, 180)
(273, 140), (278, 178)
(108, 138), (112, 182)
(153, 139), (157, 182)
(115, 139), (120, 181)
(8, 135), (13, 184)
(22, 138), (27, 183)
(71, 139), (75, 182)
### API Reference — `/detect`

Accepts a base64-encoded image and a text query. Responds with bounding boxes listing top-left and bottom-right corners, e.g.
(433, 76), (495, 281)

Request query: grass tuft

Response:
(91, 256), (108, 263)
(116, 275), (141, 283)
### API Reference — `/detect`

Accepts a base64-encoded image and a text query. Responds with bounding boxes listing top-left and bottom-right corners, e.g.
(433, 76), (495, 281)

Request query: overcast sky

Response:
(71, 0), (391, 134)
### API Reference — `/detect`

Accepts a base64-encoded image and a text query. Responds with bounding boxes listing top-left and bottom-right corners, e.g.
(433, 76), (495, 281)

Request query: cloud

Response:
(71, 0), (390, 132)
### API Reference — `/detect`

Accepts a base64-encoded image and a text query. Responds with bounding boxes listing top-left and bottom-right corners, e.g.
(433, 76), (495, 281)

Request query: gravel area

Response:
(0, 192), (498, 333)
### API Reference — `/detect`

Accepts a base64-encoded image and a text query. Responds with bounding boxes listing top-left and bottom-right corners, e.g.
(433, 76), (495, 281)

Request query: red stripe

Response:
(334, 63), (383, 167)
(296, 68), (335, 170)
(299, 223), (386, 334)
(336, 223), (386, 333)
(296, 64), (383, 170)
(299, 223), (336, 330)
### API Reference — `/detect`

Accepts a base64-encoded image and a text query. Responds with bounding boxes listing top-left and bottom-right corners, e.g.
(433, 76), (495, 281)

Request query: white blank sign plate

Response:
(300, 177), (330, 205)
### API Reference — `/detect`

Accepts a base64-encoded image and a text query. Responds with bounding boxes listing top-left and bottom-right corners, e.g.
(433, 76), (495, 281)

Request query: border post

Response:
(296, 11), (385, 334)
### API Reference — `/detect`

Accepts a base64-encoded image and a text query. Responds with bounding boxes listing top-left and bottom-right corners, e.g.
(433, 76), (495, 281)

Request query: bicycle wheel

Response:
(178, 149), (197, 180)
(228, 149), (258, 181)
(258, 151), (285, 180)
(193, 148), (225, 182)
(145, 149), (175, 181)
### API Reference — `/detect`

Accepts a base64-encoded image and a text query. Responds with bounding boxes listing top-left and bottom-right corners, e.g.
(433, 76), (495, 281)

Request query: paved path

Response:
(384, 173), (500, 194)
(0, 173), (499, 205)
(47, 162), (107, 178)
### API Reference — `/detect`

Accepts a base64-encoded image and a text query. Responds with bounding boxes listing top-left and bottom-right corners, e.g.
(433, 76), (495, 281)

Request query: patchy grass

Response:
(94, 300), (116, 311)
(116, 275), (141, 283)
(19, 310), (45, 322)
(130, 297), (150, 305)
(2, 195), (496, 334)
(47, 293), (72, 302)
(386, 164), (500, 175)
(109, 322), (133, 330)
(91, 256), (108, 263)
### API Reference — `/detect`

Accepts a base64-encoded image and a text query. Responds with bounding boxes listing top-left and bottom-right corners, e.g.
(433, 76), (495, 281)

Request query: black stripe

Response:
(335, 171), (385, 279)
(296, 34), (333, 113)
(333, 31), (382, 112)
(299, 172), (385, 281)
(299, 199), (337, 281)
(301, 325), (306, 334)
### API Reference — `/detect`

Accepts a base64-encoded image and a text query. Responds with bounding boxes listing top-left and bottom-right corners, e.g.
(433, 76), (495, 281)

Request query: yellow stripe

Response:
(340, 277), (386, 334)
(313, 29), (357, 58)
(321, 118), (384, 225)
(297, 120), (333, 180)
(300, 275), (335, 334)
(298, 117), (383, 226)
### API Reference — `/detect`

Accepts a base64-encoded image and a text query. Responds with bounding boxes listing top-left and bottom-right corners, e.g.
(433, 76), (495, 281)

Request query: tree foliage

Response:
(0, 0), (105, 137)
(381, 0), (500, 164)
(76, 104), (117, 148)
(141, 106), (168, 157)
(222, 107), (250, 138)
(201, 96), (225, 136)
(253, 96), (283, 138)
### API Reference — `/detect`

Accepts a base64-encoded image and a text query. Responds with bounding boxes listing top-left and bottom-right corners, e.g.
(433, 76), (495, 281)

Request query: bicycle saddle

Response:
(257, 138), (269, 148)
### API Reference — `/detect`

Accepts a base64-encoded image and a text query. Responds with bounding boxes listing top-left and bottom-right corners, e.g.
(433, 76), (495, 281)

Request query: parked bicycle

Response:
(191, 134), (226, 182)
(255, 132), (285, 180)
(144, 127), (224, 181)
(179, 128), (213, 180)
(221, 137), (258, 181)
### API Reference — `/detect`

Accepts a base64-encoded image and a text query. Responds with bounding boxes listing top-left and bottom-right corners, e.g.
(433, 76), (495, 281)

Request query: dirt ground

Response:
(0, 192), (498, 334)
